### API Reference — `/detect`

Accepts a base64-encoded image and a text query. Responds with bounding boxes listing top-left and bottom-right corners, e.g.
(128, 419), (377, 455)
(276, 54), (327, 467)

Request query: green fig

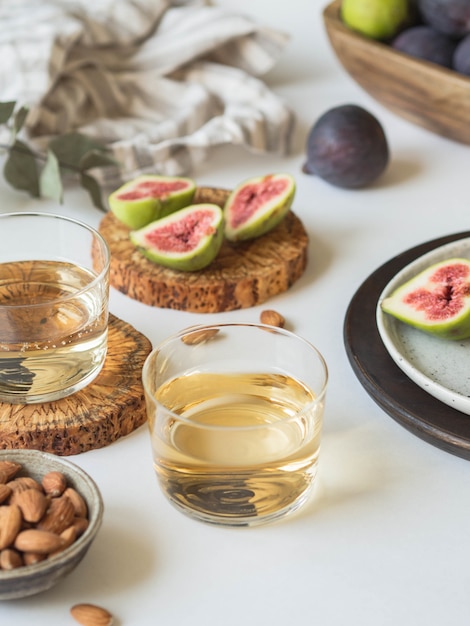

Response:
(224, 173), (296, 242)
(108, 175), (196, 229)
(130, 203), (224, 272)
(381, 258), (470, 340)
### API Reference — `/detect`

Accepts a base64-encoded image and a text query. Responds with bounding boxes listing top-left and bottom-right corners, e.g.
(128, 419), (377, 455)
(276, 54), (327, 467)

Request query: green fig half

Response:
(381, 258), (470, 340)
(130, 203), (224, 272)
(224, 173), (296, 242)
(108, 175), (196, 229)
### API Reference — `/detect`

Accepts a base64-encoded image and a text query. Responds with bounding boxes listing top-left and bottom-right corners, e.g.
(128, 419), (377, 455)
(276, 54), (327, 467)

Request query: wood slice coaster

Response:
(98, 186), (309, 313)
(0, 315), (152, 456)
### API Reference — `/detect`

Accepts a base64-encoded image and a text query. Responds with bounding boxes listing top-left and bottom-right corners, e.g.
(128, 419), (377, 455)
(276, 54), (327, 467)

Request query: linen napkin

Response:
(0, 0), (294, 193)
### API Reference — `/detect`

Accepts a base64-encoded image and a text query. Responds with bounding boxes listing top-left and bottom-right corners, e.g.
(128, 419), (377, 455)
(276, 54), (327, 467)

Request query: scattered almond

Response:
(41, 471), (67, 497)
(70, 603), (114, 626)
(260, 309), (285, 328)
(181, 328), (219, 345)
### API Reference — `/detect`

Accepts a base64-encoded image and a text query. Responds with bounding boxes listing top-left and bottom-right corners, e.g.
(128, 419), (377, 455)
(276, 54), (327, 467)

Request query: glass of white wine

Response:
(0, 212), (110, 404)
(142, 323), (328, 527)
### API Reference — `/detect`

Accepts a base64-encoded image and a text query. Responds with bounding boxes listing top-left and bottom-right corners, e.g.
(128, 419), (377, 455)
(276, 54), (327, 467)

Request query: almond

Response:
(0, 504), (22, 550)
(70, 603), (114, 626)
(13, 488), (48, 523)
(41, 471), (67, 497)
(37, 494), (75, 534)
(0, 483), (12, 504)
(8, 476), (42, 493)
(14, 529), (64, 554)
(260, 309), (285, 328)
(49, 525), (77, 557)
(0, 461), (22, 481)
(181, 328), (219, 345)
(64, 487), (88, 518)
(72, 516), (90, 537)
(0, 547), (23, 570)
(23, 551), (47, 566)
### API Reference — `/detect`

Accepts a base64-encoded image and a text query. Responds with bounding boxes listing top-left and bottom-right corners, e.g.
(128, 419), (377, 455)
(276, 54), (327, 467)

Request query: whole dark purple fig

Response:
(392, 25), (458, 67)
(303, 105), (389, 189)
(453, 33), (470, 75)
(418, 0), (470, 37)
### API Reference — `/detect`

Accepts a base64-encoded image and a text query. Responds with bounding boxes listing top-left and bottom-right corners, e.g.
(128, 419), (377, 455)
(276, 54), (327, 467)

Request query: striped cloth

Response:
(0, 0), (294, 192)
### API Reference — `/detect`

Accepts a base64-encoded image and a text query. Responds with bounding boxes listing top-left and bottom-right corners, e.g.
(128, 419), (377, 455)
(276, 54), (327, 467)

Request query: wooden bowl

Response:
(323, 0), (470, 145)
(0, 449), (103, 600)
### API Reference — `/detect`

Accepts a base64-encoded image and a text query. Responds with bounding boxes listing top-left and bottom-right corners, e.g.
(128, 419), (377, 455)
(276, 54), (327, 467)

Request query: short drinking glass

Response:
(143, 323), (328, 527)
(0, 212), (110, 404)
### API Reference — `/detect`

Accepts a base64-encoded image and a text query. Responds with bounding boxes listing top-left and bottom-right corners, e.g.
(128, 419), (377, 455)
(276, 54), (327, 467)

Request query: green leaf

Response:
(79, 149), (118, 172)
(49, 132), (110, 171)
(0, 101), (16, 125)
(39, 150), (63, 202)
(80, 172), (106, 211)
(3, 139), (40, 197)
(13, 106), (29, 133)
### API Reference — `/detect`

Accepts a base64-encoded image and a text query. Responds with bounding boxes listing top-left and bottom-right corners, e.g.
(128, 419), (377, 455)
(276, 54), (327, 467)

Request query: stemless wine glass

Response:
(0, 212), (110, 404)
(143, 323), (328, 527)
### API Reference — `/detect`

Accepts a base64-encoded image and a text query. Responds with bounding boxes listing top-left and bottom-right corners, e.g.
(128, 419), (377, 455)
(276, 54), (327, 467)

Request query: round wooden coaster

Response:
(98, 186), (309, 313)
(0, 315), (152, 456)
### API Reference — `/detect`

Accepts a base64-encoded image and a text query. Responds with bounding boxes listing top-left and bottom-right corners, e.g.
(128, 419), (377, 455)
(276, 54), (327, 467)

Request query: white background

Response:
(1, 1), (470, 624)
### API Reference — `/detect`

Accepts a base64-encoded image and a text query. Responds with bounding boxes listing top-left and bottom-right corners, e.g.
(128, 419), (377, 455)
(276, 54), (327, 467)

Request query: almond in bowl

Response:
(0, 449), (103, 600)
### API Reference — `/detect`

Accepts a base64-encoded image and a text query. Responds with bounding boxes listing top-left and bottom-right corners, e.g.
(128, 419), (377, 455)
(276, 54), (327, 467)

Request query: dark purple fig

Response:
(453, 33), (470, 75)
(417, 0), (470, 37)
(303, 105), (389, 189)
(392, 25), (458, 67)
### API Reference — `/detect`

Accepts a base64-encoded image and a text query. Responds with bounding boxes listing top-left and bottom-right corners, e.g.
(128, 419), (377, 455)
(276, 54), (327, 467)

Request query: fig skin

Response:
(417, 0), (470, 38)
(303, 105), (389, 189)
(453, 34), (470, 75)
(224, 173), (296, 242)
(392, 25), (458, 67)
(130, 203), (224, 272)
(381, 258), (470, 340)
(108, 175), (196, 230)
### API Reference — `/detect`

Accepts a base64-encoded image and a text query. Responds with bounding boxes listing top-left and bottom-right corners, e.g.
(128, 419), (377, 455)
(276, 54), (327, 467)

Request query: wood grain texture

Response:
(324, 0), (470, 145)
(98, 186), (309, 313)
(0, 315), (152, 456)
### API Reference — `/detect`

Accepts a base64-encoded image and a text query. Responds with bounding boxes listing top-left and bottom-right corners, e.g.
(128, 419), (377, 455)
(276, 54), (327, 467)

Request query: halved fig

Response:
(223, 173), (296, 242)
(381, 258), (470, 340)
(108, 175), (196, 229)
(130, 204), (224, 272)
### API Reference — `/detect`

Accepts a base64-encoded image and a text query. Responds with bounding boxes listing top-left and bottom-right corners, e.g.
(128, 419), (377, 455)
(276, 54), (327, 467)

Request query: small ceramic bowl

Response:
(0, 449), (104, 600)
(323, 0), (470, 145)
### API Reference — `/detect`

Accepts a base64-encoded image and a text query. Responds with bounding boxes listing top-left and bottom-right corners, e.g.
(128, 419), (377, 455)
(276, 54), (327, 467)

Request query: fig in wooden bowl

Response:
(323, 0), (470, 145)
(0, 449), (103, 600)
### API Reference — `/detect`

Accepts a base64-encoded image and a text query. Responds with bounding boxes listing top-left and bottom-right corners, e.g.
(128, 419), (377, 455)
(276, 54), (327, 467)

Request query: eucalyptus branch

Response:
(0, 100), (118, 210)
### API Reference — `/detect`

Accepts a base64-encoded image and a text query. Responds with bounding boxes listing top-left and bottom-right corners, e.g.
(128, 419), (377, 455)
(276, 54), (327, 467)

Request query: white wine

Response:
(150, 371), (323, 525)
(0, 260), (108, 403)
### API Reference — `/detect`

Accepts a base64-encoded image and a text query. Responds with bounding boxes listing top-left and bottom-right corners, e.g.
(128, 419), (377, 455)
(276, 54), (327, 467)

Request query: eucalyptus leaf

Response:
(14, 106), (29, 134)
(79, 149), (118, 172)
(39, 150), (63, 202)
(80, 171), (106, 210)
(0, 101), (15, 125)
(49, 132), (110, 171)
(3, 139), (40, 197)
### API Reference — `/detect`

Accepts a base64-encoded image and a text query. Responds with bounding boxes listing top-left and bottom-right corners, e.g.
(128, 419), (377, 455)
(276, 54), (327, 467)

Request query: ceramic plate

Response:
(376, 237), (470, 416)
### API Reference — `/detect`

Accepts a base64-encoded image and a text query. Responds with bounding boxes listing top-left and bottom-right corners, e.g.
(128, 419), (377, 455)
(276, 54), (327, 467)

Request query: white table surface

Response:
(2, 1), (470, 624)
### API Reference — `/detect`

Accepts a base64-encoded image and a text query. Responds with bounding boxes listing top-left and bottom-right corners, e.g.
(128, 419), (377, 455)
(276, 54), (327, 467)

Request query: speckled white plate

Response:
(376, 237), (470, 416)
